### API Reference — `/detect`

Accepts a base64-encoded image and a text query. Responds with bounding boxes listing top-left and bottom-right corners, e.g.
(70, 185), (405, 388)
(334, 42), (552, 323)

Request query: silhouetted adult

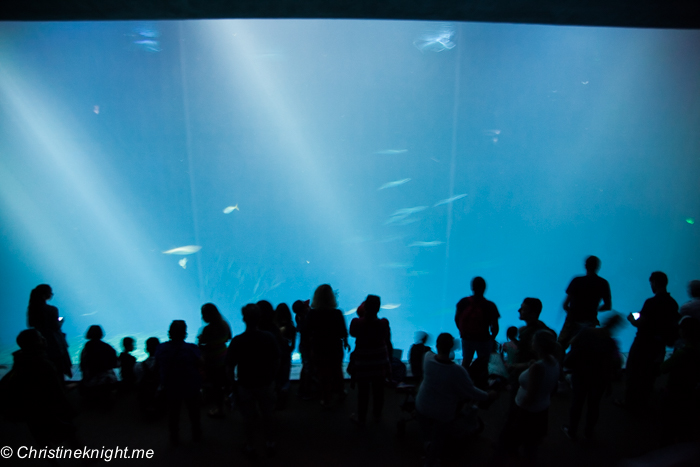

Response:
(274, 302), (297, 408)
(562, 314), (623, 440)
(79, 325), (118, 404)
(416, 333), (495, 467)
(226, 304), (280, 456)
(5, 329), (77, 446)
(455, 276), (500, 388)
(197, 303), (232, 419)
(27, 284), (72, 378)
(619, 271), (680, 411)
(348, 294), (392, 425)
(306, 284), (349, 408)
(558, 256), (612, 351)
(409, 331), (431, 384)
(138, 337), (162, 417)
(156, 320), (203, 444)
(679, 279), (700, 322)
(118, 337), (137, 391)
(511, 298), (556, 377)
(292, 299), (313, 399)
(497, 330), (560, 467)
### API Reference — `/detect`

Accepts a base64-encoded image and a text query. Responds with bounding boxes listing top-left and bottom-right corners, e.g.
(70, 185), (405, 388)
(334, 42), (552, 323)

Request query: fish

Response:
(81, 311), (98, 317)
(343, 308), (358, 316)
(162, 245), (202, 255)
(93, 105), (99, 115)
(582, 81), (589, 85)
(391, 206), (428, 217)
(179, 258), (187, 269)
(223, 204), (239, 214)
(381, 304), (401, 310)
(375, 149), (408, 155)
(396, 217), (420, 226)
(434, 194), (467, 207)
(409, 241), (444, 247)
(378, 178), (411, 190)
(485, 129), (501, 136)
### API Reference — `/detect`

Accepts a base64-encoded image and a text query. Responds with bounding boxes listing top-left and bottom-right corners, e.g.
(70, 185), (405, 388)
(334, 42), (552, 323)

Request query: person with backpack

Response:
(616, 271), (680, 411)
(455, 277), (500, 389)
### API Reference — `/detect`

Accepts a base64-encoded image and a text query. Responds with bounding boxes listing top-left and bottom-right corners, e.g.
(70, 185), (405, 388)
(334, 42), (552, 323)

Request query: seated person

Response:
(79, 325), (118, 404)
(501, 326), (520, 370)
(409, 331), (431, 383)
(416, 333), (496, 466)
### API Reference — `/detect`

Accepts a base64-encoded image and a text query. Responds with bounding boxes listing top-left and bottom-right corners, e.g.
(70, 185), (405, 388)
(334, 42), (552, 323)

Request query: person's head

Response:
(168, 320), (187, 341)
(86, 325), (104, 341)
(519, 298), (543, 323)
(506, 326), (518, 342)
(257, 300), (275, 327)
(201, 303), (223, 324)
(436, 333), (455, 356)
(292, 300), (310, 316)
(242, 303), (261, 328)
(532, 329), (558, 358)
(364, 295), (381, 318)
(145, 337), (160, 356)
(471, 277), (486, 297)
(122, 337), (135, 353)
(16, 329), (46, 351)
(585, 256), (601, 274)
(679, 317), (700, 343)
(275, 303), (292, 326)
(28, 284), (53, 307)
(311, 284), (337, 310)
(414, 331), (428, 345)
(688, 280), (700, 299)
(650, 271), (668, 294)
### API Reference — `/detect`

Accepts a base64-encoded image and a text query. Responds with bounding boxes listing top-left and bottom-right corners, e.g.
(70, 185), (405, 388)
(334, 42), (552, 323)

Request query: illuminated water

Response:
(0, 20), (698, 368)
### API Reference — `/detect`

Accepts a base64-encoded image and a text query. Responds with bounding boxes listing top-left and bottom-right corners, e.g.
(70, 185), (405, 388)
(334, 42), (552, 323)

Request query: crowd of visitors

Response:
(2, 256), (699, 466)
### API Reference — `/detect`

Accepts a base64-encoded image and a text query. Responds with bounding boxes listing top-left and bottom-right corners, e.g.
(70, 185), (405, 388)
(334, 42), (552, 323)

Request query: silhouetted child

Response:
(409, 331), (431, 383)
(119, 337), (136, 391)
(501, 327), (520, 369)
(138, 337), (162, 418)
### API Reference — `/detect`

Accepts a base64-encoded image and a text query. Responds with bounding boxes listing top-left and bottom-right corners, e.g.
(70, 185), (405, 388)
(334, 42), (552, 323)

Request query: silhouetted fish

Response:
(378, 178), (411, 190)
(381, 304), (401, 310)
(409, 241), (444, 247)
(179, 258), (187, 269)
(223, 204), (239, 213)
(162, 245), (202, 255)
(434, 194), (466, 207)
(375, 149), (408, 155)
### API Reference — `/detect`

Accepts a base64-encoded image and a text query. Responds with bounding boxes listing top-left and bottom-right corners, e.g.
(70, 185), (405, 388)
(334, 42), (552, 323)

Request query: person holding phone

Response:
(617, 272), (680, 411)
(27, 284), (72, 379)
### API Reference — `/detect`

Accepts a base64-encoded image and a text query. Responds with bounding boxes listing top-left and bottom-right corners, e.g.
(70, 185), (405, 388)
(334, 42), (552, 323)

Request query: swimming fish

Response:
(375, 149), (408, 155)
(93, 105), (99, 115)
(81, 311), (98, 317)
(343, 308), (358, 316)
(582, 81), (589, 85)
(378, 178), (411, 190)
(381, 304), (401, 310)
(162, 245), (202, 255)
(223, 204), (239, 214)
(434, 194), (467, 207)
(485, 129), (501, 136)
(179, 258), (187, 269)
(385, 206), (428, 225)
(409, 241), (444, 247)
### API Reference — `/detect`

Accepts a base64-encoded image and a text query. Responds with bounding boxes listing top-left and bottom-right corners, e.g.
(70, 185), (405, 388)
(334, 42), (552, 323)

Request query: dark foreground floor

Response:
(1, 376), (699, 467)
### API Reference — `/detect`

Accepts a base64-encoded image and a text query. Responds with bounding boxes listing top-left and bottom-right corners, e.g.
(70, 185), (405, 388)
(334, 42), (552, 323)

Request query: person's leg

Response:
(185, 396), (202, 441)
(566, 373), (587, 437)
(356, 380), (370, 423)
(461, 339), (476, 369)
(471, 340), (492, 389)
(257, 383), (277, 449)
(371, 377), (385, 419)
(584, 380), (605, 438)
(558, 318), (579, 353)
(237, 385), (258, 450)
(167, 399), (182, 444)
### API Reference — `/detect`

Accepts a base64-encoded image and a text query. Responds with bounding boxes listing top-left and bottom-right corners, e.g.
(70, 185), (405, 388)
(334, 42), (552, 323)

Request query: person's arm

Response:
(563, 296), (571, 313)
(384, 319), (394, 358)
(456, 366), (490, 402)
(490, 305), (500, 340)
(455, 300), (463, 328)
(600, 282), (612, 311)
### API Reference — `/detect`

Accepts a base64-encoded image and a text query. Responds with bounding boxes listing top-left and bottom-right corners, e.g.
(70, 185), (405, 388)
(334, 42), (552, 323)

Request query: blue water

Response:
(0, 20), (698, 366)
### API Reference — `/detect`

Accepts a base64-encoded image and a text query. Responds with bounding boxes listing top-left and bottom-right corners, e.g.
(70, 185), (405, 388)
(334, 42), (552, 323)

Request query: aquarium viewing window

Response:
(0, 19), (698, 364)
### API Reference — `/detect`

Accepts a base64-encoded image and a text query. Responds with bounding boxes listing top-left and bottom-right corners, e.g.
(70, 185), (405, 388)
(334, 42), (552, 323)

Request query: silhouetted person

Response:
(306, 284), (349, 408)
(292, 299), (313, 399)
(558, 256), (612, 351)
(501, 326), (520, 370)
(618, 271), (680, 411)
(226, 304), (280, 457)
(156, 320), (203, 445)
(5, 329), (78, 446)
(416, 333), (495, 467)
(562, 314), (623, 440)
(496, 330), (560, 467)
(274, 302), (297, 408)
(197, 303), (232, 419)
(659, 316), (700, 445)
(679, 279), (700, 322)
(348, 294), (392, 425)
(138, 337), (162, 418)
(79, 325), (118, 405)
(119, 336), (136, 391)
(511, 299), (556, 379)
(455, 276), (500, 389)
(409, 331), (431, 384)
(27, 284), (72, 378)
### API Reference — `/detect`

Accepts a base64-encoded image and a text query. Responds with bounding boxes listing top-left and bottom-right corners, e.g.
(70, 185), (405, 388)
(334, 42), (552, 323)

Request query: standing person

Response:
(27, 284), (72, 379)
(157, 320), (203, 445)
(496, 330), (560, 467)
(679, 279), (700, 322)
(118, 337), (137, 391)
(455, 277), (500, 389)
(274, 303), (297, 408)
(197, 303), (232, 418)
(306, 284), (350, 408)
(617, 271), (680, 411)
(79, 325), (118, 405)
(558, 256), (612, 352)
(348, 294), (392, 425)
(292, 299), (313, 399)
(562, 314), (623, 440)
(511, 299), (556, 379)
(226, 304), (281, 457)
